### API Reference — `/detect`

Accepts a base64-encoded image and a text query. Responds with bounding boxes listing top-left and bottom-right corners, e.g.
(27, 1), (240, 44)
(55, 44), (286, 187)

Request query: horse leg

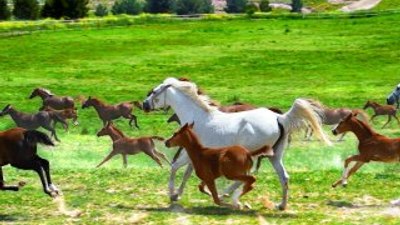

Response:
(269, 155), (289, 211)
(198, 181), (210, 196)
(345, 162), (364, 182)
(143, 149), (164, 168)
(122, 154), (128, 168)
(230, 175), (256, 209)
(38, 157), (59, 194)
(96, 149), (118, 168)
(370, 114), (377, 123)
(0, 167), (20, 191)
(43, 125), (60, 142)
(154, 148), (171, 165)
(205, 179), (226, 207)
(393, 114), (400, 125)
(332, 155), (363, 188)
(169, 152), (190, 202)
(176, 164), (194, 197)
(382, 115), (392, 128)
(127, 114), (139, 129)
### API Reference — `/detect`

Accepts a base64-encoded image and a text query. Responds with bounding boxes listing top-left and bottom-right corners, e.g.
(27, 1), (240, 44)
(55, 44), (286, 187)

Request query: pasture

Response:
(0, 13), (400, 224)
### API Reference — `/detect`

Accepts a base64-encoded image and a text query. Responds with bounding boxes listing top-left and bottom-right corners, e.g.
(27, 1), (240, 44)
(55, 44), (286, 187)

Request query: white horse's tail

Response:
(278, 98), (332, 146)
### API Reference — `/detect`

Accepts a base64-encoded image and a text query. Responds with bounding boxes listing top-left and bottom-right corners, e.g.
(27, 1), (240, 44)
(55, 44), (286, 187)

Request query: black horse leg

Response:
(38, 157), (58, 194)
(43, 125), (60, 142)
(129, 114), (139, 129)
(0, 167), (19, 191)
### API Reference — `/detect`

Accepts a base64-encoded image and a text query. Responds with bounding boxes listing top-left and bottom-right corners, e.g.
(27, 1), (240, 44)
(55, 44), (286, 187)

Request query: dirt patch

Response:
(341, 0), (382, 12)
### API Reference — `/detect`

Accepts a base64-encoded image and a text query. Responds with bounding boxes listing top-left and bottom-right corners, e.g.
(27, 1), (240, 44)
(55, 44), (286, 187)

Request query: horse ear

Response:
(189, 122), (194, 129)
(345, 113), (353, 120)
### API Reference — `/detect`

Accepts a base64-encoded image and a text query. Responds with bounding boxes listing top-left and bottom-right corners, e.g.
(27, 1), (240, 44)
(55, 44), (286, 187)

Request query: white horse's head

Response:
(387, 83), (400, 106)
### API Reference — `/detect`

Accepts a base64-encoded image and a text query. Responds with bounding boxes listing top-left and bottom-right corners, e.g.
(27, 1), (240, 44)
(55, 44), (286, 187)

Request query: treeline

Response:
(0, 0), (276, 21)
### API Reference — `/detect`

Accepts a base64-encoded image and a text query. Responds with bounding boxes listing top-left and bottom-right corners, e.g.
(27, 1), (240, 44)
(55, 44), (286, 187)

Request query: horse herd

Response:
(1, 78), (400, 210)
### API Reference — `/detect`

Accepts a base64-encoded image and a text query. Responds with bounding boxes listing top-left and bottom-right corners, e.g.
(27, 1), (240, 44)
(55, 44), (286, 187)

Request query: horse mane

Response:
(90, 97), (106, 106)
(110, 124), (125, 138)
(305, 99), (326, 109)
(38, 88), (54, 96)
(355, 117), (375, 136)
(165, 78), (217, 112)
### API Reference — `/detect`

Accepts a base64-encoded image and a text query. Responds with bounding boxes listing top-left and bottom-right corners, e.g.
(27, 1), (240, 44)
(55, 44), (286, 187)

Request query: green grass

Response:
(0, 14), (400, 224)
(375, 0), (400, 10)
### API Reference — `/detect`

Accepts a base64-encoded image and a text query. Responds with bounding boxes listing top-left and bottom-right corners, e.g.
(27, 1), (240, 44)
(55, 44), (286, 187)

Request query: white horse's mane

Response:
(164, 78), (217, 112)
(39, 88), (54, 96)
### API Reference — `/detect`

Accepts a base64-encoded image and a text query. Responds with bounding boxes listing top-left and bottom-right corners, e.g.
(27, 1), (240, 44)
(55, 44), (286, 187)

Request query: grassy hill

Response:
(0, 13), (399, 224)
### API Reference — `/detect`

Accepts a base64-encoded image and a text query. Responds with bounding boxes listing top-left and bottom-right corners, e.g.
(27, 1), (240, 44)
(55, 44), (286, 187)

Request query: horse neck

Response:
(7, 108), (23, 120)
(177, 129), (206, 160)
(370, 102), (380, 109)
(91, 99), (108, 112)
(37, 91), (51, 100)
(166, 88), (214, 125)
(348, 119), (374, 141)
(108, 127), (125, 141)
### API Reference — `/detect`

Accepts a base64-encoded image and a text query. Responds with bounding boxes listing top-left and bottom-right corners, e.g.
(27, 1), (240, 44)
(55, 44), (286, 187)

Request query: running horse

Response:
(29, 88), (75, 110)
(386, 83), (400, 109)
(142, 77), (332, 210)
(0, 127), (59, 197)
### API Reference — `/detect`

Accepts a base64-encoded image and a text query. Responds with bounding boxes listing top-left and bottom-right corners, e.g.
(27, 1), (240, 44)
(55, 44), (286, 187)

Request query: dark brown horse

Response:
(0, 127), (59, 197)
(82, 96), (140, 128)
(0, 105), (66, 142)
(363, 100), (399, 128)
(29, 88), (75, 110)
(42, 106), (78, 131)
(165, 123), (272, 209)
(332, 113), (400, 188)
(96, 122), (169, 168)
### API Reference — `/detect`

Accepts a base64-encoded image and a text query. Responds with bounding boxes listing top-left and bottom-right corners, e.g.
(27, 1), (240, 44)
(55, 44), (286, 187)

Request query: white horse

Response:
(143, 78), (332, 210)
(387, 83), (400, 109)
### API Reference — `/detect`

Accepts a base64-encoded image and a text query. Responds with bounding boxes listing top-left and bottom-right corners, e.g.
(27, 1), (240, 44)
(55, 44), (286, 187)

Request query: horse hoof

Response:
(170, 194), (180, 202)
(276, 204), (287, 211)
(18, 181), (26, 187)
(244, 202), (252, 209)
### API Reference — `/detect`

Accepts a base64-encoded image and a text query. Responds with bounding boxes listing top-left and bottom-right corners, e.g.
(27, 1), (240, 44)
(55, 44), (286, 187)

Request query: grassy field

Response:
(0, 13), (400, 224)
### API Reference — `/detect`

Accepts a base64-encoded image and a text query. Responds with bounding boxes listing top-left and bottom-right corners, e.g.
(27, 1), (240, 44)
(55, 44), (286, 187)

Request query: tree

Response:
(145, 0), (173, 13)
(0, 0), (11, 20)
(225, 0), (248, 13)
(95, 3), (108, 17)
(41, 0), (89, 19)
(291, 0), (302, 12)
(174, 0), (213, 15)
(13, 0), (39, 20)
(259, 0), (271, 12)
(111, 0), (144, 15)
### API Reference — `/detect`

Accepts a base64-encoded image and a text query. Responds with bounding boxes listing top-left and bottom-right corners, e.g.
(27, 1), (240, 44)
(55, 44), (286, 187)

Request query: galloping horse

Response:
(363, 100), (399, 128)
(0, 104), (66, 142)
(143, 77), (331, 210)
(0, 127), (59, 197)
(29, 88), (75, 110)
(305, 99), (369, 141)
(82, 96), (140, 128)
(332, 113), (400, 187)
(386, 83), (400, 109)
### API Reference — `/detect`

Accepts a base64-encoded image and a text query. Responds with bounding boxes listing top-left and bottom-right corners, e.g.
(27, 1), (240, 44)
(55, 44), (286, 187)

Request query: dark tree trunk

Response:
(291, 0), (302, 12)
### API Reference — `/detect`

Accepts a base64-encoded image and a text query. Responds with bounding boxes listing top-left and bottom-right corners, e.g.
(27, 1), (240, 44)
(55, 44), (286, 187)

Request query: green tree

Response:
(95, 3), (108, 17)
(259, 0), (271, 12)
(292, 0), (302, 12)
(225, 0), (248, 13)
(41, 0), (89, 19)
(0, 0), (11, 20)
(13, 0), (39, 20)
(111, 0), (144, 15)
(174, 0), (213, 15)
(145, 0), (173, 13)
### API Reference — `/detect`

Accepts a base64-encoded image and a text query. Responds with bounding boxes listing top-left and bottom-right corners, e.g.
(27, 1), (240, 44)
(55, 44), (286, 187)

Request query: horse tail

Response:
(23, 130), (54, 147)
(278, 98), (332, 146)
(251, 145), (273, 157)
(151, 136), (165, 141)
(352, 109), (369, 124)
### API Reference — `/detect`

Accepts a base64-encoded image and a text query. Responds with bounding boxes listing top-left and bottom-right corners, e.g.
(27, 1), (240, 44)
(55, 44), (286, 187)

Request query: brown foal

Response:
(96, 122), (170, 168)
(82, 96), (140, 128)
(332, 113), (400, 188)
(363, 100), (399, 128)
(42, 106), (78, 131)
(29, 88), (75, 110)
(165, 123), (273, 209)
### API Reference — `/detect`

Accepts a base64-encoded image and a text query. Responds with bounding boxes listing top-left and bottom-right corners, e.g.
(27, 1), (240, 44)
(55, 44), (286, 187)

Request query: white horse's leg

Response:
(169, 151), (189, 202)
(268, 138), (289, 211)
(231, 184), (243, 209)
(176, 164), (193, 197)
(220, 181), (242, 197)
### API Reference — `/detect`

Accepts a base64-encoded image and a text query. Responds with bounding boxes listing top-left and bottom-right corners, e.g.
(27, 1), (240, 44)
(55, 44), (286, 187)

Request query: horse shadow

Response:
(0, 214), (17, 222)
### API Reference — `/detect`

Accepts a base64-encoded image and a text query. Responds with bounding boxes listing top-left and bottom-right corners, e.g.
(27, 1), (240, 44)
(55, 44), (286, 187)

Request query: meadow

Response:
(0, 12), (400, 224)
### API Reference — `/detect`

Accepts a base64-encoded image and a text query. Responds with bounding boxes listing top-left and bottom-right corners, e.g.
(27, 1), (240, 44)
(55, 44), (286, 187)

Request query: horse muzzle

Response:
(142, 100), (152, 112)
(332, 129), (338, 135)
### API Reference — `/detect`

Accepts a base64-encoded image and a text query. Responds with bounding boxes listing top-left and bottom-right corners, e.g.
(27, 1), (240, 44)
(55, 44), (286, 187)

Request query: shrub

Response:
(174, 0), (213, 15)
(111, 0), (144, 15)
(291, 0), (302, 12)
(0, 0), (11, 20)
(259, 0), (271, 12)
(41, 0), (89, 19)
(245, 2), (258, 16)
(95, 3), (108, 17)
(225, 0), (248, 13)
(13, 0), (39, 20)
(145, 0), (173, 13)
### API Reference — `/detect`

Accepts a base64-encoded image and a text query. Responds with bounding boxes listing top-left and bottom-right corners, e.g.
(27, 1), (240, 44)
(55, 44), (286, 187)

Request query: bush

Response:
(13, 0), (39, 20)
(174, 0), (213, 15)
(291, 0), (302, 12)
(95, 3), (108, 17)
(41, 0), (89, 19)
(0, 0), (11, 20)
(245, 2), (258, 16)
(259, 0), (271, 12)
(225, 0), (248, 13)
(111, 0), (144, 15)
(145, 0), (173, 13)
